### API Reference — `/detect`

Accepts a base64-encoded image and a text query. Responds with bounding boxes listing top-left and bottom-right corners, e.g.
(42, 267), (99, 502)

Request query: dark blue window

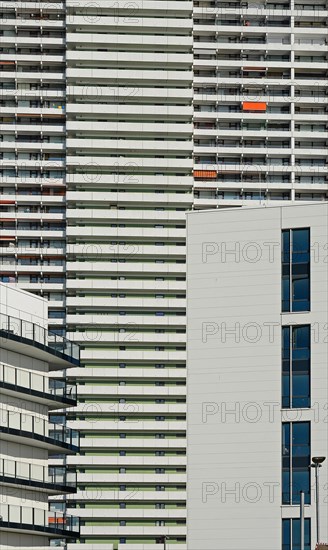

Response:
(282, 326), (310, 409)
(282, 422), (311, 505)
(282, 228), (310, 312)
(282, 518), (311, 550)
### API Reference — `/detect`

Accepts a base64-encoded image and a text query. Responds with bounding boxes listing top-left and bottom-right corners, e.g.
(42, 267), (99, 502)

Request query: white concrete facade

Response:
(187, 203), (328, 549)
(0, 282), (80, 549)
(0, 0), (327, 548)
(193, 0), (328, 208)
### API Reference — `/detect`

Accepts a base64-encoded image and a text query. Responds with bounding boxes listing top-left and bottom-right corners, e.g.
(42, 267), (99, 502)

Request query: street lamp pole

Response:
(300, 491), (305, 550)
(163, 536), (169, 550)
(311, 456), (326, 544)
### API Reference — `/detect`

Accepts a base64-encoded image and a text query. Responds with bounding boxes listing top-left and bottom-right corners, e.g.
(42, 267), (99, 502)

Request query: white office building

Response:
(187, 203), (328, 550)
(0, 0), (327, 547)
(0, 282), (80, 549)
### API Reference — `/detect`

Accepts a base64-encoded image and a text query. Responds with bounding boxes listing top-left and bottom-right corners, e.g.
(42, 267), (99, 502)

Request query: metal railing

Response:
(0, 504), (79, 535)
(0, 362), (76, 403)
(0, 311), (79, 365)
(0, 458), (76, 490)
(0, 410), (79, 451)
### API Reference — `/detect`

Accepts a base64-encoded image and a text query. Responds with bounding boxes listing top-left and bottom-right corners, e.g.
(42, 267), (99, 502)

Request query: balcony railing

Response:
(0, 410), (79, 452)
(0, 504), (79, 537)
(0, 458), (77, 493)
(0, 311), (79, 366)
(0, 362), (77, 406)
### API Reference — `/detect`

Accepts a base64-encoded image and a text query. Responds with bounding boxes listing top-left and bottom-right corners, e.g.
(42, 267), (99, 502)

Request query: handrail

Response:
(0, 311), (80, 366)
(0, 458), (77, 489)
(0, 504), (79, 535)
(0, 410), (79, 450)
(0, 362), (77, 403)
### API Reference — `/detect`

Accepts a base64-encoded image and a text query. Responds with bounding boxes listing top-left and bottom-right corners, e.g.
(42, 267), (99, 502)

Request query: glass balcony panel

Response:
(18, 368), (30, 388)
(21, 319), (34, 340)
(31, 371), (44, 392)
(23, 413), (33, 433)
(30, 463), (44, 482)
(3, 458), (15, 477)
(34, 507), (45, 526)
(17, 461), (29, 479)
(2, 363), (15, 384)
(22, 506), (33, 525)
(49, 466), (65, 485)
(0, 503), (10, 521)
(0, 312), (80, 366)
(8, 316), (20, 335)
(9, 410), (20, 430)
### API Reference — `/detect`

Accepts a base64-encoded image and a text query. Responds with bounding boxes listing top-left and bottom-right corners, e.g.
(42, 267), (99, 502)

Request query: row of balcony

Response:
(195, 1), (327, 10)
(0, 361), (76, 407)
(194, 90), (328, 99)
(195, 55), (328, 65)
(195, 137), (328, 147)
(0, 504), (79, 538)
(0, 273), (65, 282)
(0, 457), (76, 493)
(195, 105), (328, 114)
(194, 36), (328, 45)
(0, 409), (79, 453)
(194, 18), (328, 27)
(195, 152), (328, 160)
(1, 102), (65, 110)
(195, 124), (328, 133)
(0, 206), (65, 213)
(0, 311), (79, 365)
(194, 72), (328, 81)
(193, 159), (328, 168)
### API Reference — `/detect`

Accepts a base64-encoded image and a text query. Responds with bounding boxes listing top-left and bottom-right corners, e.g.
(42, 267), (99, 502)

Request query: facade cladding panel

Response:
(0, 0), (327, 547)
(186, 203), (328, 550)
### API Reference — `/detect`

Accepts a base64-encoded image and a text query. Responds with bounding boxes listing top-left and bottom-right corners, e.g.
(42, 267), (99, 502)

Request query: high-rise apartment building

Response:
(0, 0), (67, 332)
(187, 203), (328, 549)
(0, 282), (80, 549)
(63, 2), (192, 548)
(194, 0), (328, 206)
(0, 0), (327, 548)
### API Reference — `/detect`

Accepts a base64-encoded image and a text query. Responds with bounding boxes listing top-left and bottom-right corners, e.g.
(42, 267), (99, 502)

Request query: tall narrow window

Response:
(282, 325), (310, 409)
(282, 518), (311, 550)
(282, 228), (310, 312)
(282, 422), (311, 505)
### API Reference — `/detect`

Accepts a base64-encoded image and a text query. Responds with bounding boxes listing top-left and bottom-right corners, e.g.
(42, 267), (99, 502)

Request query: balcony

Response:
(0, 459), (77, 494)
(0, 410), (80, 454)
(0, 362), (77, 408)
(0, 504), (79, 538)
(0, 311), (80, 368)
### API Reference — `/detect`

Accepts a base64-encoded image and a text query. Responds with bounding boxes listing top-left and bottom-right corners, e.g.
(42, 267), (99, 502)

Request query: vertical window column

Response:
(282, 518), (311, 550)
(282, 325), (311, 409)
(282, 422), (311, 505)
(282, 228), (310, 312)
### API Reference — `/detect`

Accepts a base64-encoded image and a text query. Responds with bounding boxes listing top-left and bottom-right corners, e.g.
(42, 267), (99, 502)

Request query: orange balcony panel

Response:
(242, 101), (267, 112)
(49, 517), (65, 524)
(194, 170), (217, 179)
